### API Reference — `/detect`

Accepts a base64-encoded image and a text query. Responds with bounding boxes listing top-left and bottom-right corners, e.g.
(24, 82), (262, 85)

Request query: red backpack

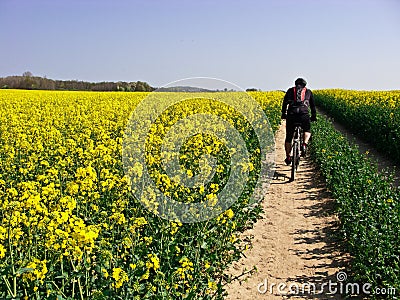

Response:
(293, 86), (307, 105)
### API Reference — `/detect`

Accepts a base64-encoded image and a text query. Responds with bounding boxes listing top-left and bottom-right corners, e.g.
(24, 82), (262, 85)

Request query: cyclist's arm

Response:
(281, 89), (291, 115)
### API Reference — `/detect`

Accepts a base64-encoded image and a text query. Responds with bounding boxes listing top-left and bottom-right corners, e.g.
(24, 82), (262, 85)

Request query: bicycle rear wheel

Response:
(291, 142), (299, 181)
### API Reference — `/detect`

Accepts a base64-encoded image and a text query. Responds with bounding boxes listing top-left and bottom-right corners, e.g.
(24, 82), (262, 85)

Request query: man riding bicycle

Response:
(281, 78), (316, 165)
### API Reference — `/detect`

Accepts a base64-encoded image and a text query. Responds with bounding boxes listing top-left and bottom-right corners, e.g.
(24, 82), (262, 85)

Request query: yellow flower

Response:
(248, 162), (254, 171)
(133, 217), (148, 227)
(206, 193), (218, 206)
(140, 270), (150, 281)
(210, 183), (219, 192)
(230, 233), (237, 243)
(216, 165), (224, 173)
(130, 217), (148, 233)
(208, 280), (218, 290)
(144, 236), (153, 246)
(225, 209), (234, 219)
(23, 259), (48, 283)
(101, 268), (109, 278)
(175, 257), (194, 279)
(7, 188), (18, 198)
(170, 221), (182, 235)
(112, 267), (129, 289)
(0, 244), (6, 258)
(199, 185), (205, 194)
(146, 253), (160, 270)
(66, 182), (79, 195)
(109, 212), (126, 225)
(0, 226), (7, 240)
(132, 162), (143, 177)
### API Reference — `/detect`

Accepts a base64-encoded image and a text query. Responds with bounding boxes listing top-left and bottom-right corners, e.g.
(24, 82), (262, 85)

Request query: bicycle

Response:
(290, 123), (303, 182)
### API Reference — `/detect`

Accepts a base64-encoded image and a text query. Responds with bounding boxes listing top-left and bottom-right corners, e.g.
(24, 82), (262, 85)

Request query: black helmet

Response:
(295, 78), (307, 87)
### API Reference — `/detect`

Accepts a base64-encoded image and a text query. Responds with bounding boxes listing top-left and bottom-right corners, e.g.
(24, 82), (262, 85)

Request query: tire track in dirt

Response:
(225, 121), (349, 299)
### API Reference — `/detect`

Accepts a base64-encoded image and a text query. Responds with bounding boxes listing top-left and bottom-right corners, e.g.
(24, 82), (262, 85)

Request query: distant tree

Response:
(246, 88), (258, 92)
(22, 72), (35, 89)
(23, 71), (33, 77)
(135, 81), (146, 92)
(0, 75), (154, 91)
(142, 81), (154, 92)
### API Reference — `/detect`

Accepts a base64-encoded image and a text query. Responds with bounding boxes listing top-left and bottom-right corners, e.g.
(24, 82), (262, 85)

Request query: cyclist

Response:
(281, 77), (316, 165)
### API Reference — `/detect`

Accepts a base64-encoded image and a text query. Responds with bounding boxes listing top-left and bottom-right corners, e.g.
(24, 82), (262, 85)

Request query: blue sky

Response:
(1, 0), (399, 90)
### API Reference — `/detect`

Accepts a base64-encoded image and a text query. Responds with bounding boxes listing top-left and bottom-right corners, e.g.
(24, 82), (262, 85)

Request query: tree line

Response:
(0, 72), (154, 92)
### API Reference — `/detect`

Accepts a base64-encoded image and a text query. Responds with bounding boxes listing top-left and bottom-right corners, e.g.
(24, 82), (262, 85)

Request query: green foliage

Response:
(310, 116), (400, 298)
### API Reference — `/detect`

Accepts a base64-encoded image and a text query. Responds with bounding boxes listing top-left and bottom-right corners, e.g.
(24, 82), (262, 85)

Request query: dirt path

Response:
(225, 122), (349, 299)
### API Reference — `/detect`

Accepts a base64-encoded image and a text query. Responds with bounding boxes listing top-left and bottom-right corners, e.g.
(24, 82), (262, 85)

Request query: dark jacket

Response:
(281, 87), (316, 117)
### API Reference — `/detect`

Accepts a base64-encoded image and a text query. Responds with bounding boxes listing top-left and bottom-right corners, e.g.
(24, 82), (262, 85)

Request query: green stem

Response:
(51, 281), (68, 298)
(7, 218), (16, 297)
(77, 277), (84, 300)
(70, 259), (75, 298)
(2, 275), (14, 297)
(85, 267), (89, 297)
(61, 259), (65, 293)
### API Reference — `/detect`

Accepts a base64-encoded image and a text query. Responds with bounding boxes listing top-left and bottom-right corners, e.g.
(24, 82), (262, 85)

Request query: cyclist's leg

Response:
(301, 115), (311, 155)
(301, 114), (311, 143)
(285, 141), (292, 157)
(304, 131), (311, 144)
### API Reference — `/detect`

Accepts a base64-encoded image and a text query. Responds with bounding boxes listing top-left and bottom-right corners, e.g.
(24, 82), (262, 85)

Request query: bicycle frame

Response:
(290, 124), (303, 182)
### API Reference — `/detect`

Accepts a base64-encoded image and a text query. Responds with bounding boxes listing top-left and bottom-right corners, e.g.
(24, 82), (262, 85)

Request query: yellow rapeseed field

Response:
(0, 89), (282, 299)
(314, 89), (400, 162)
